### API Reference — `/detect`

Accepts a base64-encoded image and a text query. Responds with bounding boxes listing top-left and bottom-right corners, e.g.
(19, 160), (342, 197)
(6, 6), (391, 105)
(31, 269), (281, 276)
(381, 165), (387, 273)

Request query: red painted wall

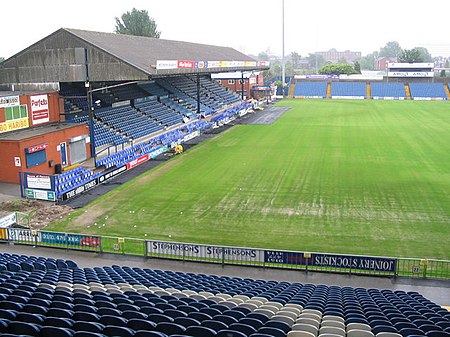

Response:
(0, 124), (90, 184)
(218, 74), (264, 98)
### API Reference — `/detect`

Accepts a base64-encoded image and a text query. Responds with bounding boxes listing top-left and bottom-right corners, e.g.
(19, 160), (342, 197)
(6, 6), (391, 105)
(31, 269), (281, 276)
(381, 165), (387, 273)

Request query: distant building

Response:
(375, 57), (397, 71)
(316, 49), (361, 64)
(212, 71), (264, 99)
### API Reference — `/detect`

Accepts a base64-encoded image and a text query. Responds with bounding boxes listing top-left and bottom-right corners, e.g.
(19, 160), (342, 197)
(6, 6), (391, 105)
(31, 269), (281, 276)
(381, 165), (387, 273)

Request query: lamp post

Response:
(281, 0), (286, 98)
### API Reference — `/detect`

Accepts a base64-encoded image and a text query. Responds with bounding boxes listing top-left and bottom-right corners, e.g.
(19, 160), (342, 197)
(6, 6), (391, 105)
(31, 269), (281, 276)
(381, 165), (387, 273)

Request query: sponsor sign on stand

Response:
(0, 213), (16, 228)
(388, 71), (434, 78)
(0, 118), (29, 133)
(30, 94), (49, 125)
(331, 96), (365, 100)
(7, 228), (41, 243)
(126, 154), (150, 170)
(25, 188), (56, 202)
(310, 253), (397, 272)
(177, 60), (195, 69)
(265, 250), (306, 265)
(41, 231), (100, 248)
(61, 178), (98, 201)
(156, 60), (266, 70)
(0, 95), (20, 108)
(264, 250), (396, 273)
(147, 240), (264, 263)
(26, 174), (52, 190)
(148, 145), (169, 159)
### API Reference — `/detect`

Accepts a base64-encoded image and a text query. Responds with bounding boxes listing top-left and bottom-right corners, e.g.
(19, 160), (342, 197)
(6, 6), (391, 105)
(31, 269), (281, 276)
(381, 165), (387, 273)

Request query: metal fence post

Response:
(222, 247), (225, 267)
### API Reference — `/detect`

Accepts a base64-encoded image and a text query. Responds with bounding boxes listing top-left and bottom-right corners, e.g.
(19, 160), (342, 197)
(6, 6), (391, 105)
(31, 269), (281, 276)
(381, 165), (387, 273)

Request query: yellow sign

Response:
(304, 252), (312, 258)
(0, 118), (29, 133)
(118, 237), (125, 243)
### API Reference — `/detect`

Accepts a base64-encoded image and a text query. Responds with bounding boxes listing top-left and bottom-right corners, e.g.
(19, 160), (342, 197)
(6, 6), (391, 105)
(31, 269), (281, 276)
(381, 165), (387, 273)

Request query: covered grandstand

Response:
(0, 28), (268, 198)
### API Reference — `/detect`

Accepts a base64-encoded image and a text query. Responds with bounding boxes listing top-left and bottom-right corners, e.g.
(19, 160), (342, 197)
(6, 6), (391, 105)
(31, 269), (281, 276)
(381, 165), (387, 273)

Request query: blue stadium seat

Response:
(39, 326), (75, 337)
(102, 325), (135, 337)
(216, 329), (248, 337)
(185, 325), (217, 337)
(7, 321), (41, 336)
(293, 82), (328, 98)
(409, 83), (447, 99)
(331, 82), (366, 98)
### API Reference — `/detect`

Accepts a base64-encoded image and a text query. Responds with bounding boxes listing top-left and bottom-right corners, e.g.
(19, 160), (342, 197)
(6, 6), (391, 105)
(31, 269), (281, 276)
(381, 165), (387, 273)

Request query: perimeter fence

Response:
(1, 228), (448, 280)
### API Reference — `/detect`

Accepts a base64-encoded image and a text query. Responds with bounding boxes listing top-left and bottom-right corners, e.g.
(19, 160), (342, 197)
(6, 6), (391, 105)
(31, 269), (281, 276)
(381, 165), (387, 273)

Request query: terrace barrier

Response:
(1, 228), (449, 280)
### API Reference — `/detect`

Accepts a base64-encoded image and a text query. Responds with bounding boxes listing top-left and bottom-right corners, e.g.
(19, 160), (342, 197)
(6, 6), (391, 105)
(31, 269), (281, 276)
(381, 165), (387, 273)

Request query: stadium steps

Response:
(404, 83), (411, 99)
(445, 83), (450, 99)
(366, 82), (371, 99)
(326, 82), (332, 98)
(289, 82), (295, 98)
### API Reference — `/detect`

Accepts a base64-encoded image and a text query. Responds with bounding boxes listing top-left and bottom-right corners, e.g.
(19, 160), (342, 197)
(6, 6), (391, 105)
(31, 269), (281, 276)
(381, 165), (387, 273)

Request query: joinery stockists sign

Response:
(147, 240), (264, 263)
(264, 250), (396, 273)
(310, 253), (397, 272)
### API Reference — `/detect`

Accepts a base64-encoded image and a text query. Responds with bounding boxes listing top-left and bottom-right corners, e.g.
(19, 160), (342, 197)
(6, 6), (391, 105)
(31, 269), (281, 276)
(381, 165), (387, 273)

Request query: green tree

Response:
(307, 53), (326, 73)
(398, 48), (423, 63)
(290, 51), (301, 69)
(440, 70), (446, 77)
(354, 61), (361, 74)
(284, 61), (294, 76)
(379, 41), (402, 58)
(0, 57), (4, 63)
(358, 51), (378, 70)
(319, 63), (357, 75)
(257, 51), (270, 61)
(115, 8), (161, 38)
(414, 47), (432, 62)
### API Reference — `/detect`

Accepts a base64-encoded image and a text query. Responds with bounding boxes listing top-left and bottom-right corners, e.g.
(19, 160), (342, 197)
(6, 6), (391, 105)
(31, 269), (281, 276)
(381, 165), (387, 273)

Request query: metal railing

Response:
(1, 228), (449, 280)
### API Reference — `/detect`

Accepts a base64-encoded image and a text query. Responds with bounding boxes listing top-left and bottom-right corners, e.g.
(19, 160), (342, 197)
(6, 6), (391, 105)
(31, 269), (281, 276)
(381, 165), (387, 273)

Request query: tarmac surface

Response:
(1, 105), (449, 308)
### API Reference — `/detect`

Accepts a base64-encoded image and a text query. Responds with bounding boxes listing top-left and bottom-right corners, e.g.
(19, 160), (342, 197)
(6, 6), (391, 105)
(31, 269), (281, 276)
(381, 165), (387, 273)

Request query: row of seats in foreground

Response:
(0, 253), (77, 272)
(0, 252), (449, 337)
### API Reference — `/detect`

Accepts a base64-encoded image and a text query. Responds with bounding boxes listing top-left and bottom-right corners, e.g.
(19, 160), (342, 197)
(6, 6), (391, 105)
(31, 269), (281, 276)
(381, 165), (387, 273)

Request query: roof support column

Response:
(196, 74), (201, 116)
(85, 48), (96, 162)
(241, 72), (245, 100)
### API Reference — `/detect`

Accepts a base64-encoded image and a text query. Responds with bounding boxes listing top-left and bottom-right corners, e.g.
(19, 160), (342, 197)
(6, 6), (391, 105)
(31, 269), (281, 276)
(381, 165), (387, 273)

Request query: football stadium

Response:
(0, 22), (449, 337)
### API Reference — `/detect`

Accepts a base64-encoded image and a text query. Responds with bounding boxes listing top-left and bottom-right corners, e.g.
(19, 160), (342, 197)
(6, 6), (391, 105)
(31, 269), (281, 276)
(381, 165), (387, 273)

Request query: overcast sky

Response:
(2, 0), (449, 59)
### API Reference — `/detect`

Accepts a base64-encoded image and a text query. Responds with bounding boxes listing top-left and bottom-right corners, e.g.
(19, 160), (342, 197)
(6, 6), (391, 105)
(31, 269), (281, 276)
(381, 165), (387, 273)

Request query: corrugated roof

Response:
(65, 28), (256, 75)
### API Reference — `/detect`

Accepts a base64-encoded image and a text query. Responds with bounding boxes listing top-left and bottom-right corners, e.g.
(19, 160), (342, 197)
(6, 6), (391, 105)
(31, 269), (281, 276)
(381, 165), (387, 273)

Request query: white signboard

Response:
(7, 228), (41, 242)
(156, 60), (178, 70)
(147, 240), (264, 263)
(30, 94), (50, 125)
(0, 96), (20, 108)
(388, 71), (434, 78)
(27, 174), (51, 189)
(0, 213), (16, 228)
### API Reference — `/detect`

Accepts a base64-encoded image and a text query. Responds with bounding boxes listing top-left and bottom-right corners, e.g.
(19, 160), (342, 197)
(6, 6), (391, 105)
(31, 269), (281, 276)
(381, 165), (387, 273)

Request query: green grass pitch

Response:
(50, 100), (450, 260)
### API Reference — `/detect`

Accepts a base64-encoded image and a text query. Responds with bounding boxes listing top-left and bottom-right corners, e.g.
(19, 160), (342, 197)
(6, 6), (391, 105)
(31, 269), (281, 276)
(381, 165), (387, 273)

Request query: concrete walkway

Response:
(2, 243), (449, 307)
(0, 182), (21, 202)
